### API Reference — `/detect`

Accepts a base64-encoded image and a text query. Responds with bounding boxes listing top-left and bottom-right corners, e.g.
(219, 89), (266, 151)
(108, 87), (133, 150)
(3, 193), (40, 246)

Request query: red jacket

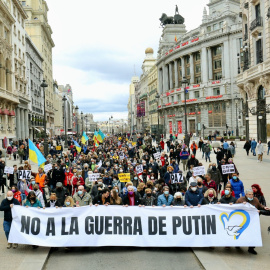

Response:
(160, 141), (165, 150)
(203, 180), (217, 191)
(14, 191), (22, 204)
(64, 172), (74, 186)
(72, 176), (85, 187)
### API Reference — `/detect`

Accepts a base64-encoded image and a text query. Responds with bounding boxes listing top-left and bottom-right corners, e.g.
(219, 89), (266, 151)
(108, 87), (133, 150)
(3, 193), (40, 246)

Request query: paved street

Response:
(0, 140), (270, 270)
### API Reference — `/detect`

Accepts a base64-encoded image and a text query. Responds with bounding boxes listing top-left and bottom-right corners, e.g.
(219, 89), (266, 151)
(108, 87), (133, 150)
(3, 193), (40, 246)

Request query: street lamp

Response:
(81, 111), (83, 134)
(195, 104), (198, 136)
(75, 105), (79, 134)
(235, 94), (240, 138)
(41, 79), (48, 156)
(85, 115), (88, 133)
(62, 96), (68, 148)
(181, 76), (190, 147)
(155, 93), (160, 142)
(237, 53), (240, 74)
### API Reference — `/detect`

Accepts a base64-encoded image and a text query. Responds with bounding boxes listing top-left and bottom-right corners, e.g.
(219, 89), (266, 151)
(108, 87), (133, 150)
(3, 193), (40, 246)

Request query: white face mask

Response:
(7, 196), (13, 201)
(151, 177), (154, 179)
(191, 187), (197, 192)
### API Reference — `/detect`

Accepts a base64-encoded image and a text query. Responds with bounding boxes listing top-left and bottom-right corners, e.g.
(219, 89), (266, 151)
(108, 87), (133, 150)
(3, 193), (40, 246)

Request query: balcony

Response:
(250, 17), (263, 36)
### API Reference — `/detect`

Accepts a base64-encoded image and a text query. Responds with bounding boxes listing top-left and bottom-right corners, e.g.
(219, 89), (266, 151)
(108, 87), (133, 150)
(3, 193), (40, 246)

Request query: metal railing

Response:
(250, 16), (263, 31)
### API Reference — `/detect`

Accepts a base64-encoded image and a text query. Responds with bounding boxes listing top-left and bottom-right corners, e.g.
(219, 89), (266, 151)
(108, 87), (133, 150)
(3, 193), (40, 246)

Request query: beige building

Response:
(53, 80), (63, 136)
(0, 0), (18, 145)
(21, 0), (55, 136)
(237, 0), (270, 142)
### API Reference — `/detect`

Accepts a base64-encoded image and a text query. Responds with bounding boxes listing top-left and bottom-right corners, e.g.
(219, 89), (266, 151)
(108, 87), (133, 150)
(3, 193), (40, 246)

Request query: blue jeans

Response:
(205, 152), (211, 162)
(252, 148), (256, 155)
(267, 147), (270, 155)
(3, 221), (12, 240)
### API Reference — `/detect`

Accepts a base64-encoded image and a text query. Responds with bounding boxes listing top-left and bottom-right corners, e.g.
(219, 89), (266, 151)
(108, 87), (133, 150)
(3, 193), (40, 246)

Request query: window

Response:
(213, 23), (219, 30)
(256, 38), (263, 64)
(207, 26), (211, 32)
(195, 64), (201, 73)
(214, 60), (222, 69)
(213, 72), (222, 80)
(186, 67), (190, 76)
(14, 44), (17, 55)
(213, 88), (220, 96)
(195, 76), (201, 84)
(171, 96), (174, 103)
(208, 102), (226, 127)
(195, 52), (200, 61)
(213, 46), (222, 56)
(186, 57), (190, 64)
(219, 21), (224, 28)
(30, 63), (33, 73)
(255, 4), (261, 19)
(21, 1), (26, 6)
(195, 91), (200, 98)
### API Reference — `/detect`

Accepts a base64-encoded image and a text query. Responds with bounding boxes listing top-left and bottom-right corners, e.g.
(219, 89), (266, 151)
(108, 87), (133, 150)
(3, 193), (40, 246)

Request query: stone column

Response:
(181, 57), (185, 78)
(21, 109), (25, 140)
(159, 68), (163, 94)
(174, 60), (179, 88)
(25, 109), (29, 139)
(223, 40), (230, 79)
(221, 44), (225, 78)
(201, 47), (208, 83)
(190, 54), (194, 84)
(169, 63), (173, 90)
(207, 48), (213, 80)
(163, 65), (167, 92)
(16, 107), (21, 140)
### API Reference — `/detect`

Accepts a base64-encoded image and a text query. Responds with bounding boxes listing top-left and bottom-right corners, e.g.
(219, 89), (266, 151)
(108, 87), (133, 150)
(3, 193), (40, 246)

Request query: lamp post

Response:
(85, 115), (88, 133)
(155, 93), (160, 142)
(81, 111), (83, 134)
(41, 79), (48, 156)
(195, 104), (198, 136)
(235, 94), (240, 138)
(181, 76), (190, 147)
(62, 96), (68, 148)
(237, 53), (240, 74)
(75, 105), (79, 134)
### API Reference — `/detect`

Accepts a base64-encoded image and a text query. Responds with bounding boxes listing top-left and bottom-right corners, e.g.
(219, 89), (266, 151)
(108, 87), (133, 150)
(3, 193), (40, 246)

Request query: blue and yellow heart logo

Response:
(220, 210), (250, 240)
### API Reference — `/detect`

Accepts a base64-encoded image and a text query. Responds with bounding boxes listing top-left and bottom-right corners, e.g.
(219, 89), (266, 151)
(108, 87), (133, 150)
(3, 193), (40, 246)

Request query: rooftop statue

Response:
(159, 6), (185, 27)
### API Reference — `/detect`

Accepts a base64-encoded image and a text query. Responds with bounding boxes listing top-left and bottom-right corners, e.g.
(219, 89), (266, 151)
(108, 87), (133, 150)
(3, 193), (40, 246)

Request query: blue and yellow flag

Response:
(81, 131), (89, 145)
(28, 139), (47, 166)
(97, 129), (105, 143)
(72, 140), (81, 152)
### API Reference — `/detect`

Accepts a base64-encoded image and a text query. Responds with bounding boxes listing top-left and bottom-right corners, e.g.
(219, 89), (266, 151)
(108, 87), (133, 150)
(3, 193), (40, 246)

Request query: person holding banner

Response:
(123, 186), (141, 206)
(157, 186), (174, 207)
(185, 182), (203, 207)
(110, 189), (122, 205)
(0, 190), (20, 249)
(141, 188), (157, 206)
(172, 192), (186, 206)
(229, 173), (244, 199)
(73, 185), (92, 207)
(219, 186), (237, 204)
(202, 188), (218, 205)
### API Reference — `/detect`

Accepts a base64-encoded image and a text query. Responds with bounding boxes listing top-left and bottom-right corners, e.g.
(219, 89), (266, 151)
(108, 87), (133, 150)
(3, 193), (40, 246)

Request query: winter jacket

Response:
(257, 144), (264, 154)
(0, 198), (20, 221)
(251, 140), (257, 149)
(185, 188), (203, 206)
(164, 172), (172, 184)
(236, 196), (265, 210)
(157, 194), (174, 206)
(207, 168), (222, 186)
(141, 195), (157, 206)
(187, 158), (199, 169)
(201, 197), (218, 205)
(203, 180), (217, 191)
(25, 199), (43, 208)
(229, 178), (244, 199)
(219, 195), (237, 204)
(52, 187), (69, 206)
(122, 193), (141, 206)
(180, 151), (189, 160)
(73, 192), (92, 206)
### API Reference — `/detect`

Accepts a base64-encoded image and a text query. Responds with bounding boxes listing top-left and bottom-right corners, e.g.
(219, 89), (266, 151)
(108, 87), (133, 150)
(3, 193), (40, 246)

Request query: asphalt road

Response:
(44, 247), (204, 270)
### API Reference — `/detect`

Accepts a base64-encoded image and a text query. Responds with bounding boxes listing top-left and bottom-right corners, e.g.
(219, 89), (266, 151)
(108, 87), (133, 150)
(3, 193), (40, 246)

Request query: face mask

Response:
(164, 191), (169, 195)
(154, 188), (158, 191)
(32, 181), (35, 185)
(233, 176), (237, 180)
(229, 161), (232, 163)
(66, 170), (69, 173)
(30, 197), (35, 200)
(208, 193), (214, 198)
(34, 188), (38, 191)
(225, 190), (230, 196)
(78, 175), (81, 178)
(149, 170), (152, 172)
(50, 200), (55, 203)
(191, 187), (197, 192)
(146, 193), (151, 197)
(151, 177), (154, 180)
(12, 190), (16, 193)
(212, 166), (216, 171)
(119, 170), (123, 173)
(7, 196), (13, 201)
(197, 182), (202, 186)
(247, 197), (253, 201)
(66, 201), (70, 206)
(115, 189), (119, 193)
(128, 191), (134, 195)
(134, 177), (138, 180)
(78, 190), (83, 195)
(176, 198), (181, 201)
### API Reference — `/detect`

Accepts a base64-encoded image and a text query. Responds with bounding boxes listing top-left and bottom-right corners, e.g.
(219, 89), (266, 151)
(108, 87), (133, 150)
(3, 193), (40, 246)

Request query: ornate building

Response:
(237, 0), (270, 142)
(156, 0), (244, 138)
(22, 0), (55, 136)
(0, 0), (18, 145)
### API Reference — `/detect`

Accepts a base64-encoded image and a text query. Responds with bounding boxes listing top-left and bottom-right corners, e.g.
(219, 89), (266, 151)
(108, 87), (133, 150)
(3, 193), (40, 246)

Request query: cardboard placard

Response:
(118, 173), (131, 183)
(170, 173), (184, 184)
(193, 166), (206, 176)
(44, 164), (52, 173)
(153, 152), (161, 160)
(221, 164), (235, 174)
(56, 146), (62, 151)
(18, 170), (31, 180)
(136, 165), (143, 174)
(88, 173), (100, 181)
(4, 166), (14, 174)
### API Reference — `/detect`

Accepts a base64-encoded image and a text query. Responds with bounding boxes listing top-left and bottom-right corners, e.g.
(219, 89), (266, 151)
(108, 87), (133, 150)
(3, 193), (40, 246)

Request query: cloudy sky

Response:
(46, 0), (209, 121)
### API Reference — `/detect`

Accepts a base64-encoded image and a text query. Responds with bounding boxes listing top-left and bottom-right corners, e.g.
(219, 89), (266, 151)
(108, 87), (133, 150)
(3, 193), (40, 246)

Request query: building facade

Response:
(26, 33), (43, 140)
(134, 48), (156, 133)
(157, 0), (244, 138)
(22, 0), (55, 136)
(237, 0), (270, 142)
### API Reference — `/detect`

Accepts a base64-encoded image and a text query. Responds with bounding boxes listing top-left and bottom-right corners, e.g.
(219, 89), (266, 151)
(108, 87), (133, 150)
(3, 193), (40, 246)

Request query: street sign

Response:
(3, 137), (8, 148)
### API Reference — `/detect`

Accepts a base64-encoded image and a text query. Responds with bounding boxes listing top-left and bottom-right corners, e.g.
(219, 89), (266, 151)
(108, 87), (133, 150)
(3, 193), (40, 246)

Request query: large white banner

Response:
(9, 204), (262, 247)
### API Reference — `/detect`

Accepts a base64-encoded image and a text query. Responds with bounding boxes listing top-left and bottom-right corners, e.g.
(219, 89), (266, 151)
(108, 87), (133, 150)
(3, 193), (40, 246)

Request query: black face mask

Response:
(146, 193), (152, 197)
(197, 182), (202, 186)
(176, 198), (181, 201)
(33, 188), (38, 191)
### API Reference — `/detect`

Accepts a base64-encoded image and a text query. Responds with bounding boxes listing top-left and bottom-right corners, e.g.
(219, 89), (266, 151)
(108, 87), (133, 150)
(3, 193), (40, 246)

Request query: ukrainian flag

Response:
(73, 140), (81, 152)
(97, 129), (105, 143)
(28, 139), (47, 166)
(81, 131), (89, 144)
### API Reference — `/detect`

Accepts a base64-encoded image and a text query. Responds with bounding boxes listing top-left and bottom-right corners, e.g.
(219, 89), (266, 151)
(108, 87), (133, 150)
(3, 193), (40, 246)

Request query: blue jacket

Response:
(180, 151), (189, 160)
(251, 141), (257, 149)
(171, 163), (179, 173)
(185, 189), (203, 206)
(223, 142), (229, 149)
(157, 194), (174, 206)
(164, 172), (171, 184)
(230, 178), (244, 199)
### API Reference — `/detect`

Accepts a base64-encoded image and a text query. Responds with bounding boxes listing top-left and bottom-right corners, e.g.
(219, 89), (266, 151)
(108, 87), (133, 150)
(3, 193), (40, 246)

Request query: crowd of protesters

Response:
(0, 133), (269, 254)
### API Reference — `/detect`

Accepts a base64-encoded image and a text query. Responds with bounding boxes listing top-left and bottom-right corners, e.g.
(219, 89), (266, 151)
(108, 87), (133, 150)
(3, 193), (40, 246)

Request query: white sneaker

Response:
(257, 160), (259, 162)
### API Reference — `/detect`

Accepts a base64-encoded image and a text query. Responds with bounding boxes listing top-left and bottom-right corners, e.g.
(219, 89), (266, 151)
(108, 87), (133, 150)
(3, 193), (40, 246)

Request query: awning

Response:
(42, 128), (50, 134)
(35, 128), (41, 132)
(1, 109), (9, 115)
(9, 110), (16, 116)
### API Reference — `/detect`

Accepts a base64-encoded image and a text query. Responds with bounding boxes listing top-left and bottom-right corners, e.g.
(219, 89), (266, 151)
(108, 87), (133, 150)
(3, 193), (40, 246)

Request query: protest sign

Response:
(136, 165), (143, 174)
(18, 170), (31, 180)
(119, 152), (125, 160)
(9, 204), (262, 247)
(193, 166), (205, 176)
(44, 164), (52, 173)
(4, 166), (14, 174)
(170, 173), (184, 184)
(118, 173), (130, 183)
(153, 152), (161, 160)
(56, 146), (61, 151)
(88, 173), (100, 181)
(221, 164), (235, 174)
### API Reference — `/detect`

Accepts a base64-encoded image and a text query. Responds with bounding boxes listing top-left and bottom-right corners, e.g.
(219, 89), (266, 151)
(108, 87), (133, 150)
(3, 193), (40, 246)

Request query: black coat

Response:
(148, 162), (159, 174)
(51, 168), (65, 185)
(45, 200), (62, 207)
(219, 196), (237, 204)
(202, 197), (218, 205)
(122, 193), (141, 205)
(52, 187), (69, 206)
(93, 195), (110, 205)
(0, 198), (20, 221)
